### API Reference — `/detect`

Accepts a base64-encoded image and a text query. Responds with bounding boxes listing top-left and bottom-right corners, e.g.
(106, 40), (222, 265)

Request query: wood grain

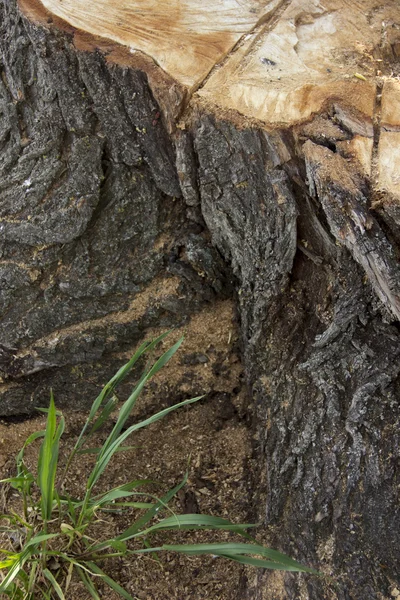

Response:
(38, 0), (282, 87)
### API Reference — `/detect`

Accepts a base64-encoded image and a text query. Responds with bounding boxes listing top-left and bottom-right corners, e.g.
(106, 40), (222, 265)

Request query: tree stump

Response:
(1, 0), (400, 597)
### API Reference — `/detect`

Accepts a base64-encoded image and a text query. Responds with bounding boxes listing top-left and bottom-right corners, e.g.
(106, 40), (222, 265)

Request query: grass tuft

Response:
(0, 333), (320, 598)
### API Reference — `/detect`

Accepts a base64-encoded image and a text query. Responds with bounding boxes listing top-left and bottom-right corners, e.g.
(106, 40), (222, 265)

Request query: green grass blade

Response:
(27, 561), (37, 596)
(73, 331), (171, 454)
(101, 502), (154, 510)
(142, 537), (161, 564)
(107, 337), (185, 444)
(38, 395), (65, 521)
(70, 341), (150, 457)
(116, 473), (188, 542)
(87, 396), (202, 491)
(2, 582), (24, 599)
(15, 430), (45, 467)
(217, 552), (320, 573)
(0, 555), (18, 569)
(89, 480), (153, 508)
(87, 336), (185, 486)
(85, 562), (138, 600)
(75, 480), (153, 519)
(6, 512), (31, 529)
(35, 407), (63, 416)
(0, 548), (19, 556)
(25, 533), (58, 547)
(109, 540), (127, 553)
(76, 567), (101, 600)
(0, 476), (33, 488)
(91, 473), (188, 552)
(86, 396), (118, 437)
(140, 514), (256, 536)
(159, 542), (320, 574)
(43, 569), (65, 600)
(11, 429), (44, 503)
(86, 339), (153, 422)
(0, 547), (33, 592)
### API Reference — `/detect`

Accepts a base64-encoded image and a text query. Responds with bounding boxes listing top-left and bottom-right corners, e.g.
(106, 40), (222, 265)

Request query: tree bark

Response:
(1, 0), (400, 598)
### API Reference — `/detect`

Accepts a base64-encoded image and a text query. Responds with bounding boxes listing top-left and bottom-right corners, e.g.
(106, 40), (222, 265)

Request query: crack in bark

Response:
(371, 74), (383, 194)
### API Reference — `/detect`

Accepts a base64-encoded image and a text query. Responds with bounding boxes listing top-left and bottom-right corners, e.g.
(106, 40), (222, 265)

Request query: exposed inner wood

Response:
(23, 0), (400, 202)
(379, 80), (400, 199)
(200, 0), (378, 123)
(38, 0), (283, 88)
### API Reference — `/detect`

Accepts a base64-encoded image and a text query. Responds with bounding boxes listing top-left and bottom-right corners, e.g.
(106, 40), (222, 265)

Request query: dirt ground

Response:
(0, 300), (261, 599)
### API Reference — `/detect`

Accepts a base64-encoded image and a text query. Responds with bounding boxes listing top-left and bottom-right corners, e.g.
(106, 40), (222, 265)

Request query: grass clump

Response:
(0, 332), (319, 599)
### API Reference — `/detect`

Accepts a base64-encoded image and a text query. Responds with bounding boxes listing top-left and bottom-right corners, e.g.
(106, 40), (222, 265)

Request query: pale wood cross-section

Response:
(38, 0), (283, 88)
(23, 0), (400, 200)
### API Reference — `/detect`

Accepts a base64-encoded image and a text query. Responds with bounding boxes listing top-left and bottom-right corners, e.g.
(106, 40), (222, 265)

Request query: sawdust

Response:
(0, 300), (258, 599)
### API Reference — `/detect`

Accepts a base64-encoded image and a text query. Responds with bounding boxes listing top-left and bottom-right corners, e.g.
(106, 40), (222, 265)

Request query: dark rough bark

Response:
(0, 0), (232, 413)
(1, 1), (400, 599)
(191, 116), (400, 599)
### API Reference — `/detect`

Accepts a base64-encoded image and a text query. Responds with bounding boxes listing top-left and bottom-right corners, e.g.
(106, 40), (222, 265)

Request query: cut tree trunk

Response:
(1, 0), (400, 598)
